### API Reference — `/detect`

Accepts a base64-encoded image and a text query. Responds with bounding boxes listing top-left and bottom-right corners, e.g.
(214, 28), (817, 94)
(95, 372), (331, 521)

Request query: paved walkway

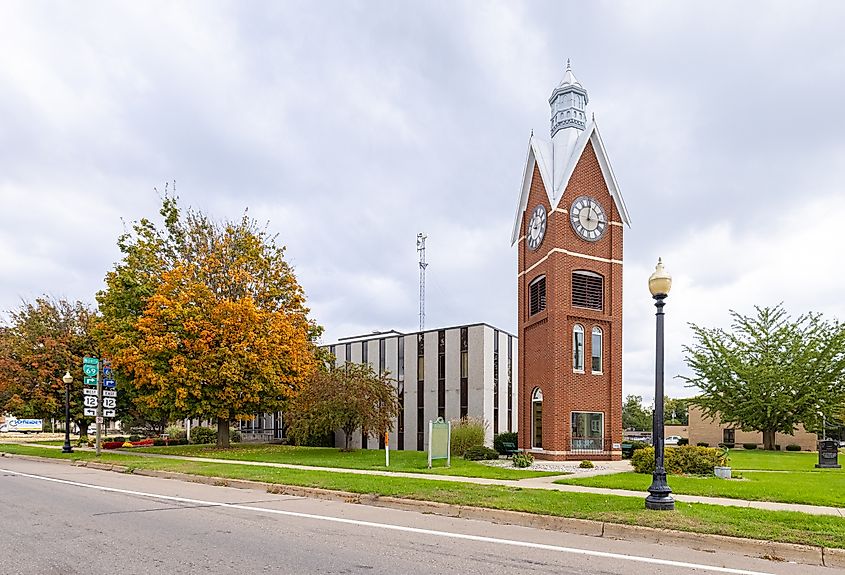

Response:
(18, 443), (845, 518)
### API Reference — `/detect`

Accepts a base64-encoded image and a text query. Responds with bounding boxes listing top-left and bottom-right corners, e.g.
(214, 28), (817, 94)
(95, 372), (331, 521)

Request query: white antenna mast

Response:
(416, 233), (428, 331)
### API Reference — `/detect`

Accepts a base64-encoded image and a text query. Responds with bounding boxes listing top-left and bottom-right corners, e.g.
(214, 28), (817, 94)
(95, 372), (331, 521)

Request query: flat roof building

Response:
(322, 323), (517, 451)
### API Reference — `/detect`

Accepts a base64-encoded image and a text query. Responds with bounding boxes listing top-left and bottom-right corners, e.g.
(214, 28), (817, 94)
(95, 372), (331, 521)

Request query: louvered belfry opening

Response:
(572, 271), (603, 311)
(529, 276), (546, 316)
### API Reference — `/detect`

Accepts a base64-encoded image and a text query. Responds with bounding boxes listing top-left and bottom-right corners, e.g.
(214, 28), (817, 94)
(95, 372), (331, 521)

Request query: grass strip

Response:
(3, 443), (845, 549)
(555, 470), (845, 508)
(132, 443), (559, 480)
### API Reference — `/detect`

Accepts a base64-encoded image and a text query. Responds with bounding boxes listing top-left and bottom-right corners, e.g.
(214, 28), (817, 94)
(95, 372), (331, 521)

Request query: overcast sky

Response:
(2, 1), (844, 404)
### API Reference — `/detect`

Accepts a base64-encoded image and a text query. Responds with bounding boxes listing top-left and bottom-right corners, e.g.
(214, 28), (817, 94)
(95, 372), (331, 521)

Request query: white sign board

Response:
(83, 408), (97, 416)
(102, 389), (117, 398)
(83, 396), (98, 408)
(83, 388), (97, 396)
(103, 397), (116, 409)
(103, 409), (116, 418)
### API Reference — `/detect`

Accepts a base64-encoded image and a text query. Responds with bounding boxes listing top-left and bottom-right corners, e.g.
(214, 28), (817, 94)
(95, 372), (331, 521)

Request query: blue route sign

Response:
(103, 378), (116, 389)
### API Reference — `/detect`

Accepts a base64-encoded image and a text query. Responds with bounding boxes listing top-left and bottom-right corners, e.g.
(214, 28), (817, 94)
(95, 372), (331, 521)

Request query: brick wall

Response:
(688, 406), (818, 451)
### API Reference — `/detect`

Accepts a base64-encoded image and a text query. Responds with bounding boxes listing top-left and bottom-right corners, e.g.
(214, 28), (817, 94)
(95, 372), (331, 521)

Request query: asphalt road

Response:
(0, 457), (835, 575)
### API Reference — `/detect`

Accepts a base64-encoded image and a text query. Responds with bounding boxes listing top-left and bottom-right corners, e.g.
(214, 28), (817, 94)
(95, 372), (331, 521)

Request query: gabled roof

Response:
(510, 120), (631, 246)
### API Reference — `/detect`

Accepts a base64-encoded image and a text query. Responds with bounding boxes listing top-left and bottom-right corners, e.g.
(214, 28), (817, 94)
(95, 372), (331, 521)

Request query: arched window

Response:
(528, 275), (546, 316)
(573, 324), (584, 371)
(572, 270), (603, 311)
(591, 327), (603, 373)
(531, 387), (543, 449)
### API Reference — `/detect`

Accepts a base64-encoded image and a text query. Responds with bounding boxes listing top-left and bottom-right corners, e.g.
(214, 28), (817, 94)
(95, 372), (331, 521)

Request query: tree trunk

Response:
(217, 419), (230, 448)
(343, 427), (353, 451)
(762, 430), (776, 450)
(75, 419), (88, 440)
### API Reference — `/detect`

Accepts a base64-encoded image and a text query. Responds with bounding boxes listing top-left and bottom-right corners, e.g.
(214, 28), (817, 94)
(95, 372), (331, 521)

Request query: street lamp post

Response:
(646, 258), (674, 511)
(61, 371), (73, 454)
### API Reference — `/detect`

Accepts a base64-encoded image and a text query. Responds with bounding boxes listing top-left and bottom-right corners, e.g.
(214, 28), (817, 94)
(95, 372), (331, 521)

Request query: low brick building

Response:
(688, 406), (818, 451)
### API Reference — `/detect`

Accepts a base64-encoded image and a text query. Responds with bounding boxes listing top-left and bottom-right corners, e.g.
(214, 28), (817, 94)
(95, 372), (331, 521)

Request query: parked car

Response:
(0, 424), (7, 433)
(664, 435), (682, 446)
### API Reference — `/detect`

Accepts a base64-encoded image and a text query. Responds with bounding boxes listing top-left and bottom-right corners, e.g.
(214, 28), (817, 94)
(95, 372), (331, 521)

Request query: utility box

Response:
(816, 440), (841, 469)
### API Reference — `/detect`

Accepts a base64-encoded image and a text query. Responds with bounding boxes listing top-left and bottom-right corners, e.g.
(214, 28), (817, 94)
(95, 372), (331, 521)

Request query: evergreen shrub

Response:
(190, 426), (217, 444)
(632, 446), (723, 475)
(463, 446), (500, 461)
(786, 444), (802, 451)
(493, 431), (518, 455)
(742, 443), (758, 450)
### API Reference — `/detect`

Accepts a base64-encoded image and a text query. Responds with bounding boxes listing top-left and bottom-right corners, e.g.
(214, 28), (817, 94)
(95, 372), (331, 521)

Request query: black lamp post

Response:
(61, 371), (73, 454)
(645, 258), (674, 511)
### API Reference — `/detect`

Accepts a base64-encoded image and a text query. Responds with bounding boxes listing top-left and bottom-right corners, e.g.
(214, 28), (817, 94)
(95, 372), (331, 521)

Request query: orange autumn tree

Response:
(119, 208), (320, 447)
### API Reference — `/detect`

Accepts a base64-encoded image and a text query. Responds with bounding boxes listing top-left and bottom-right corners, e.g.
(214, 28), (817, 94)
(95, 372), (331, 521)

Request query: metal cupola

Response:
(549, 59), (589, 136)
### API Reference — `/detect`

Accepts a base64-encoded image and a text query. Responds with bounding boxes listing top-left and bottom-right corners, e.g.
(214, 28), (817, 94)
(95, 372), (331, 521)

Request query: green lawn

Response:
(3, 443), (845, 550)
(555, 470), (845, 507)
(132, 444), (559, 481)
(727, 448), (842, 472)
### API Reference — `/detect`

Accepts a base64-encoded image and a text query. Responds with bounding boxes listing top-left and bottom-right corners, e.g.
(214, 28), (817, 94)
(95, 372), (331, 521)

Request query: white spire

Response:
(549, 59), (589, 136)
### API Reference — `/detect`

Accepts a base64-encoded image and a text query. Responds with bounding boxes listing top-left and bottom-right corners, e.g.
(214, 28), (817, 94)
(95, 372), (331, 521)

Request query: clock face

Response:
(527, 204), (547, 251)
(570, 196), (607, 242)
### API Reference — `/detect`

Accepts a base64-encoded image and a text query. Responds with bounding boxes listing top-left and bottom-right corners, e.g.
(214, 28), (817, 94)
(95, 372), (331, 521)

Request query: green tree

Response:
(100, 193), (321, 447)
(286, 362), (399, 451)
(622, 394), (652, 431)
(0, 297), (100, 437)
(681, 305), (845, 450)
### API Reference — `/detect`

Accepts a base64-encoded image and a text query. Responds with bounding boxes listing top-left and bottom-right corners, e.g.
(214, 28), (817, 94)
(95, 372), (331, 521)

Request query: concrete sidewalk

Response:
(22, 443), (842, 518)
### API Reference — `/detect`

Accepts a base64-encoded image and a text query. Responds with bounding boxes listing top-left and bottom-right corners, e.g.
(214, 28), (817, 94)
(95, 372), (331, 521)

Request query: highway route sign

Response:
(103, 389), (117, 398)
(103, 409), (116, 418)
(83, 396), (98, 408)
(83, 408), (96, 416)
(83, 388), (97, 396)
(103, 397), (116, 409)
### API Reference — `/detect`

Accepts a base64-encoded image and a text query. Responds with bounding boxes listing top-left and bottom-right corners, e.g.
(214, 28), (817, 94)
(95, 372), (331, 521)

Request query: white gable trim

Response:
(511, 122), (631, 246)
(510, 136), (554, 245)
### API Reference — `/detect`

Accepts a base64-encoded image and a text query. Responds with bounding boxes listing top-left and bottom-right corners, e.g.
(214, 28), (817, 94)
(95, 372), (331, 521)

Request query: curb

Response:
(2, 452), (839, 568)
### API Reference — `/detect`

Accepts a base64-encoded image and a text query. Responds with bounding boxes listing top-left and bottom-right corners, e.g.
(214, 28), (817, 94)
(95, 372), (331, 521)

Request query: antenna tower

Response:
(416, 233), (428, 331)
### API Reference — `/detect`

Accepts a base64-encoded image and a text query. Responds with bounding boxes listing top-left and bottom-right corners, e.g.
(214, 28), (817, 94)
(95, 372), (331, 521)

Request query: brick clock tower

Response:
(511, 63), (630, 460)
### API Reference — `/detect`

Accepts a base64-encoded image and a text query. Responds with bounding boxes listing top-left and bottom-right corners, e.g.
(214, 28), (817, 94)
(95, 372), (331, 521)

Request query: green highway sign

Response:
(83, 376), (97, 386)
(83, 357), (99, 366)
(82, 365), (98, 377)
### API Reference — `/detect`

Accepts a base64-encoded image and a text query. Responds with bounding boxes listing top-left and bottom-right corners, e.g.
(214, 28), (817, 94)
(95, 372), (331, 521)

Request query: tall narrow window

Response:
(573, 324), (585, 371)
(460, 327), (468, 419)
(507, 336), (513, 431)
(437, 330), (446, 419)
(493, 330), (499, 435)
(591, 327), (603, 373)
(417, 334), (425, 451)
(531, 388), (543, 449)
(379, 338), (386, 374)
(528, 275), (547, 316)
(345, 343), (351, 363)
(572, 271), (603, 311)
(397, 338), (405, 450)
(329, 345), (336, 361)
(361, 341), (368, 365)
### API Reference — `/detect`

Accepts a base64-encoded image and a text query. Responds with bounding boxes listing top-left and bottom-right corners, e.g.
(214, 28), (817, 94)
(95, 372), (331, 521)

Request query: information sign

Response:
(103, 409), (116, 418)
(103, 378), (116, 389)
(83, 396), (98, 408)
(103, 389), (117, 398)
(83, 408), (97, 416)
(83, 356), (99, 365)
(83, 376), (97, 386)
(82, 364), (98, 377)
(96, 416), (104, 424)
(83, 388), (97, 396)
(103, 397), (116, 409)
(427, 417), (451, 468)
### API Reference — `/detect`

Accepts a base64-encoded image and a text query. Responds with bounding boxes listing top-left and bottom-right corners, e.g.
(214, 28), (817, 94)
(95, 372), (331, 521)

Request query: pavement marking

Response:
(1, 467), (780, 575)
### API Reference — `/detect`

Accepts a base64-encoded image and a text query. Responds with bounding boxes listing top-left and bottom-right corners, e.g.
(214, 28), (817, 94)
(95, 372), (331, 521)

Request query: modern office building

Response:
(322, 323), (517, 451)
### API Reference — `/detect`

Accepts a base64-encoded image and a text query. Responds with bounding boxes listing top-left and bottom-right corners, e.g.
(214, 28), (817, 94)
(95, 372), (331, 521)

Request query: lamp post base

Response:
(645, 469), (675, 511)
(61, 443), (73, 454)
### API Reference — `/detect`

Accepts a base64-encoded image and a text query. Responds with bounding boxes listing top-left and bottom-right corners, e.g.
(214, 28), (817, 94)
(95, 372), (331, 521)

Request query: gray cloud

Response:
(2, 0), (844, 404)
